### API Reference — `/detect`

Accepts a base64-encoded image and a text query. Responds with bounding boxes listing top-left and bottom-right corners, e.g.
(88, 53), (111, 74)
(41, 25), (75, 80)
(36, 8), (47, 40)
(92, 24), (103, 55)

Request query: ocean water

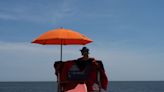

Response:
(0, 81), (164, 92)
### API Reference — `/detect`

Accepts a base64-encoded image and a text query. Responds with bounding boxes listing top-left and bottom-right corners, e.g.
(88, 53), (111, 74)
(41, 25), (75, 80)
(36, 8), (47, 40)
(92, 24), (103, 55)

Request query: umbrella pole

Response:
(60, 44), (62, 61)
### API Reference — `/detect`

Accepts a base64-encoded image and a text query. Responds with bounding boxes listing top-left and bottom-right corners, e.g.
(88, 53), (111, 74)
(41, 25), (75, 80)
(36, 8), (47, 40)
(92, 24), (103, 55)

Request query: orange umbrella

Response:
(32, 28), (93, 61)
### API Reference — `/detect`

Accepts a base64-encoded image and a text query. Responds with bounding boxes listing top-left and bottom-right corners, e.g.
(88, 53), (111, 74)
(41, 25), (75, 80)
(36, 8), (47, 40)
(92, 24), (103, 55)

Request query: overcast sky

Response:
(0, 0), (164, 81)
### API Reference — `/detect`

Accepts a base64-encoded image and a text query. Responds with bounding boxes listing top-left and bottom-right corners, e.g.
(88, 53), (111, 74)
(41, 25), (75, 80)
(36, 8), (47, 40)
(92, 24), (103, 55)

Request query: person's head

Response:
(80, 47), (89, 57)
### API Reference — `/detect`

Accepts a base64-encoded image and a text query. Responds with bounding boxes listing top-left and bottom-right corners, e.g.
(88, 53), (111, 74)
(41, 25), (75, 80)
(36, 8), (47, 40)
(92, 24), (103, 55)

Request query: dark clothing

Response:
(54, 58), (108, 91)
(75, 58), (94, 70)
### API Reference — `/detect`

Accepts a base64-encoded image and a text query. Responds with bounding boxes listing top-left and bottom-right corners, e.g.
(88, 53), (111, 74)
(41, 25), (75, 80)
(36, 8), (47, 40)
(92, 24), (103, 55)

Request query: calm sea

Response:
(0, 81), (164, 92)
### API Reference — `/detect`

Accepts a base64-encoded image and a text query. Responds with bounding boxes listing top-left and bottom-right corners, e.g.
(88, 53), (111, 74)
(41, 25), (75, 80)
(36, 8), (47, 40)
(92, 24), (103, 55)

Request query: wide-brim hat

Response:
(80, 47), (89, 52)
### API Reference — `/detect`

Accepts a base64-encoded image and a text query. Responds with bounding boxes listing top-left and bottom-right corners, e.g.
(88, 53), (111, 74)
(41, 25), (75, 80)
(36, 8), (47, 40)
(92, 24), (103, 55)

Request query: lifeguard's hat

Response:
(80, 47), (89, 53)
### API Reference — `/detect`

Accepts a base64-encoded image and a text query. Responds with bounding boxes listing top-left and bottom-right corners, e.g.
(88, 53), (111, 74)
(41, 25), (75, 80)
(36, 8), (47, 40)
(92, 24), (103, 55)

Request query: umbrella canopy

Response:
(32, 28), (93, 61)
(32, 28), (92, 45)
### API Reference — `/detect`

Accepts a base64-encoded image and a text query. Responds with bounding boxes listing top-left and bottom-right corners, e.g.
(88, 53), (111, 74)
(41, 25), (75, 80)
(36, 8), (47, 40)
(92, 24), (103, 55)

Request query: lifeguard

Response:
(54, 47), (108, 92)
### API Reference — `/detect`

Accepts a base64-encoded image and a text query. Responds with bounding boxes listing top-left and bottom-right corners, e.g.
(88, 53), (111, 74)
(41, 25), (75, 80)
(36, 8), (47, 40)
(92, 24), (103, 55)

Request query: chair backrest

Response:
(54, 60), (103, 92)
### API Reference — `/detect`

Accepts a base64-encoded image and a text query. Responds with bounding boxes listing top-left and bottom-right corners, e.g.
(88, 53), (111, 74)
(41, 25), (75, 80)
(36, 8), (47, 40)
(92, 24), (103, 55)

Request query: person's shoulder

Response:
(90, 57), (95, 60)
(88, 57), (95, 61)
(77, 57), (82, 61)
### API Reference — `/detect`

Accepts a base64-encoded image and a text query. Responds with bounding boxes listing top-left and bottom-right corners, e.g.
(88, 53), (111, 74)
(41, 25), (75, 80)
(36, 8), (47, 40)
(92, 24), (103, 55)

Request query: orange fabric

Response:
(32, 28), (92, 45)
(56, 60), (108, 91)
(66, 84), (87, 92)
